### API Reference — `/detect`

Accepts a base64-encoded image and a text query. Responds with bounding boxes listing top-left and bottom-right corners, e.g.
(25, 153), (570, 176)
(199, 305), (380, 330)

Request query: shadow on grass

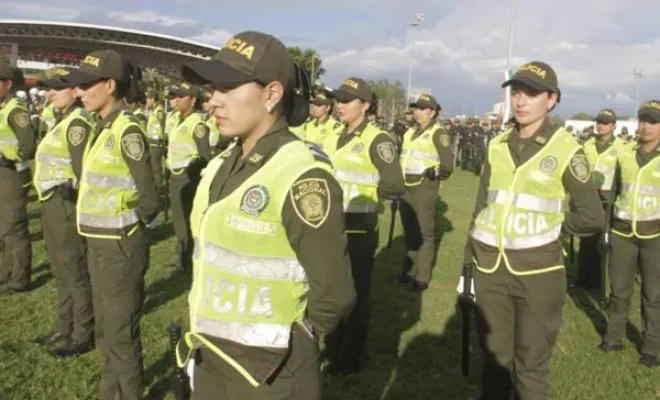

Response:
(142, 270), (191, 315)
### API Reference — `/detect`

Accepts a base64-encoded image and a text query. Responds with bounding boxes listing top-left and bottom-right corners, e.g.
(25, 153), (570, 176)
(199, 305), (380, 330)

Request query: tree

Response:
(571, 112), (593, 120)
(287, 47), (325, 84)
(366, 79), (407, 125)
(140, 67), (171, 96)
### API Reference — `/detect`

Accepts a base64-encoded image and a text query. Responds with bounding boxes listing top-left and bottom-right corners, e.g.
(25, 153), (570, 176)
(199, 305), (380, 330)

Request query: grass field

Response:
(1, 169), (658, 400)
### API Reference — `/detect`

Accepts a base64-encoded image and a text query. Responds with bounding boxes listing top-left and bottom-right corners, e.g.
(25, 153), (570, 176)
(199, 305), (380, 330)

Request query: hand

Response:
(424, 167), (437, 180)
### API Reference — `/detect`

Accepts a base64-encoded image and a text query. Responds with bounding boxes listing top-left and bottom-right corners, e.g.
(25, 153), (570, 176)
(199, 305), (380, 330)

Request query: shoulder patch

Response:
(569, 153), (591, 183)
(439, 133), (451, 148)
(67, 125), (87, 146)
(121, 132), (145, 161)
(376, 141), (396, 164)
(290, 178), (331, 228)
(12, 111), (29, 128)
(195, 123), (207, 138)
(306, 142), (331, 164)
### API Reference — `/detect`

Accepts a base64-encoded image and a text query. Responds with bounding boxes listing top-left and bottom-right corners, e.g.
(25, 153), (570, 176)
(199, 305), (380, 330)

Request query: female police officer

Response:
(175, 31), (355, 399)
(65, 50), (159, 400)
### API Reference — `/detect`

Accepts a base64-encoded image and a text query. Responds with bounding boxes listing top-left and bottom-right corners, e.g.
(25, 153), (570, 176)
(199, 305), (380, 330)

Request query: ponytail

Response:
(116, 62), (142, 103)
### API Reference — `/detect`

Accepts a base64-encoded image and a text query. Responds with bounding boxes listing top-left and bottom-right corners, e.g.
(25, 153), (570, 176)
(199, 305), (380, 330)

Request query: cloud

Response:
(106, 10), (196, 27)
(1, 1), (85, 21)
(187, 29), (232, 47)
(606, 92), (635, 105)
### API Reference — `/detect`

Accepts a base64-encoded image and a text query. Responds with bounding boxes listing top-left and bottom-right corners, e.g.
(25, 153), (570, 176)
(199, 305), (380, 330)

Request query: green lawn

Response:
(1, 170), (658, 400)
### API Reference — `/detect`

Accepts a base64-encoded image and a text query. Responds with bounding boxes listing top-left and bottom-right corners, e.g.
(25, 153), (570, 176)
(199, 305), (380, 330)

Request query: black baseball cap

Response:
(333, 77), (373, 102)
(0, 62), (24, 85)
(310, 89), (334, 106)
(594, 108), (616, 124)
(638, 100), (660, 123)
(502, 61), (561, 102)
(38, 67), (76, 90)
(182, 31), (295, 89)
(410, 94), (441, 110)
(170, 82), (200, 98)
(65, 50), (132, 86)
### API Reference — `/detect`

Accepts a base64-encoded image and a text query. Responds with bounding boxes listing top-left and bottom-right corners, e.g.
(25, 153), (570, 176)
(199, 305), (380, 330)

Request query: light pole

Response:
(633, 68), (644, 113)
(407, 13), (424, 102)
(501, 0), (518, 127)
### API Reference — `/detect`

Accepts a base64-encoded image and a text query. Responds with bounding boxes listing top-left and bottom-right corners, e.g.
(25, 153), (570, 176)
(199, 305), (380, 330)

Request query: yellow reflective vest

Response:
(34, 107), (95, 201)
(612, 143), (660, 239)
(77, 111), (141, 240)
(583, 137), (625, 191)
(304, 116), (343, 148)
(0, 97), (27, 162)
(400, 123), (442, 186)
(146, 104), (165, 147)
(167, 112), (202, 171)
(177, 140), (330, 387)
(470, 127), (580, 275)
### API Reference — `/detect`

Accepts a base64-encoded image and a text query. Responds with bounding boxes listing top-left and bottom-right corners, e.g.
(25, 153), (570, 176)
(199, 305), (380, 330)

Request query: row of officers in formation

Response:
(0, 29), (658, 400)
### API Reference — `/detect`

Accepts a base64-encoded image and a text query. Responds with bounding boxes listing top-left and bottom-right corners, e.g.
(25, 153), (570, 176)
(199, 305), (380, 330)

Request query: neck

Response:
(241, 117), (277, 158)
(98, 99), (116, 119)
(419, 120), (433, 130)
(316, 114), (329, 124)
(181, 107), (193, 118)
(641, 139), (659, 153)
(60, 101), (75, 115)
(518, 117), (545, 139)
(347, 116), (365, 134)
(597, 133), (613, 144)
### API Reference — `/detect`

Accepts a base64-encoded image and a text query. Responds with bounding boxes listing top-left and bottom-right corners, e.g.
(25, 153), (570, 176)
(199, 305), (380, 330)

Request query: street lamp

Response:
(501, 0), (518, 127)
(633, 68), (644, 113)
(407, 13), (424, 102)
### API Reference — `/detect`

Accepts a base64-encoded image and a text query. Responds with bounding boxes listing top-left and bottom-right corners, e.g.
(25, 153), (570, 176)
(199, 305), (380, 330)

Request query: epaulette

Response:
(305, 141), (332, 166)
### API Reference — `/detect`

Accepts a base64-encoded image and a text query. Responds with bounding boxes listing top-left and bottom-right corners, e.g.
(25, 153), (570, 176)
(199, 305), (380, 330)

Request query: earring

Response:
(266, 104), (273, 113)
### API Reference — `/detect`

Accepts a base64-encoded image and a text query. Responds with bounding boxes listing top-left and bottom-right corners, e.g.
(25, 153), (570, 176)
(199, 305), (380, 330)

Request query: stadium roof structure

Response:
(0, 19), (221, 77)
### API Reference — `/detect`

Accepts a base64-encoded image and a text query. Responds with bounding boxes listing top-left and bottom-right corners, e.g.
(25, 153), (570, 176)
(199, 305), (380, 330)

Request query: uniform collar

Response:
(241, 117), (290, 167)
(507, 118), (553, 145)
(99, 102), (126, 130)
(345, 118), (369, 137)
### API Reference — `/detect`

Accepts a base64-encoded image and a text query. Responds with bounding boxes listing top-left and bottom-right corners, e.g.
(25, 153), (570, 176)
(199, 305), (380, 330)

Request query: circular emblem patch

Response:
(104, 135), (115, 151)
(539, 156), (558, 173)
(351, 143), (364, 153)
(240, 185), (269, 216)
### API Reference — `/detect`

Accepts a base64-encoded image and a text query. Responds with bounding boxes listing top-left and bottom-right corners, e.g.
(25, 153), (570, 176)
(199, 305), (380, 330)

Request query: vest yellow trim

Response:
(401, 124), (442, 187)
(0, 98), (27, 162)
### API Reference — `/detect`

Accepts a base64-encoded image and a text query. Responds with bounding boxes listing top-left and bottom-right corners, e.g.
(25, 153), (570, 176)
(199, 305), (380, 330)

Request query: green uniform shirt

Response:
(86, 103), (160, 224)
(203, 118), (355, 382)
(334, 119), (406, 232)
(464, 119), (605, 267)
(0, 96), (36, 178)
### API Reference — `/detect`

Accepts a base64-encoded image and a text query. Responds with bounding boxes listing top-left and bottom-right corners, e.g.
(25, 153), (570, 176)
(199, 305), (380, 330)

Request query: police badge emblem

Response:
(539, 156), (558, 173)
(104, 135), (115, 150)
(240, 185), (270, 216)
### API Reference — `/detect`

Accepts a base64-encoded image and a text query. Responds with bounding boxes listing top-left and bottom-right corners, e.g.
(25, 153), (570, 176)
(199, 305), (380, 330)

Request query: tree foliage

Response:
(287, 47), (325, 84)
(140, 67), (171, 96)
(366, 79), (406, 102)
(571, 112), (593, 121)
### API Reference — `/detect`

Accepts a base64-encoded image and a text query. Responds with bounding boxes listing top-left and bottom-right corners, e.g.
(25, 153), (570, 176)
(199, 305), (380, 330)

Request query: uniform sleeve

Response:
(562, 148), (606, 236)
(157, 109), (166, 135)
(281, 167), (356, 335)
(65, 118), (93, 180)
(120, 127), (160, 223)
(369, 132), (405, 200)
(192, 122), (211, 161)
(432, 127), (455, 179)
(8, 108), (37, 160)
(463, 151), (491, 264)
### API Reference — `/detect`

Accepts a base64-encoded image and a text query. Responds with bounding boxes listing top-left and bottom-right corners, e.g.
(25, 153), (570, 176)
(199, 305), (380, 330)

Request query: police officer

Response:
(167, 82), (211, 273)
(31, 67), (95, 356)
(176, 30), (355, 399)
(145, 89), (166, 188)
(575, 109), (624, 292)
(323, 77), (405, 373)
(305, 89), (343, 149)
(600, 100), (660, 367)
(0, 62), (36, 296)
(66, 50), (160, 400)
(397, 94), (453, 291)
(463, 61), (605, 398)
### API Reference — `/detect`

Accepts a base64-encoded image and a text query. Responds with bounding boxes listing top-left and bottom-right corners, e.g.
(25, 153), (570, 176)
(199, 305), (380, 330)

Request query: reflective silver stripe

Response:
(149, 135), (164, 141)
(15, 161), (30, 171)
(85, 172), (136, 190)
(203, 243), (306, 282)
(620, 183), (660, 195)
(614, 209), (660, 222)
(196, 318), (290, 348)
(37, 179), (68, 193)
(168, 160), (193, 170)
(470, 225), (562, 249)
(37, 153), (71, 166)
(404, 166), (427, 175)
(78, 211), (140, 229)
(345, 202), (379, 213)
(333, 169), (379, 185)
(0, 137), (19, 146)
(487, 190), (562, 213)
(408, 149), (439, 163)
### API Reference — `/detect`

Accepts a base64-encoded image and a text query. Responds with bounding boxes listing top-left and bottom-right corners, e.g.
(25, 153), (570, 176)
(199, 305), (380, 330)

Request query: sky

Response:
(2, 0), (660, 118)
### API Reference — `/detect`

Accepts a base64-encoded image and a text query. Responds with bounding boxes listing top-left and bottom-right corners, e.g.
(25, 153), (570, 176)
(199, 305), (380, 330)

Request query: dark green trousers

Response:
(149, 145), (163, 189)
(192, 325), (321, 400)
(169, 171), (199, 270)
(0, 169), (32, 290)
(577, 233), (603, 289)
(475, 264), (566, 400)
(400, 180), (440, 283)
(88, 229), (149, 400)
(324, 230), (377, 366)
(41, 190), (93, 342)
(604, 233), (660, 356)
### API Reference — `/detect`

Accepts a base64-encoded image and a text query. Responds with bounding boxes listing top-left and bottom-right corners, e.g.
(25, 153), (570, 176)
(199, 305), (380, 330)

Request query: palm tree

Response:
(288, 47), (325, 84)
(140, 67), (171, 97)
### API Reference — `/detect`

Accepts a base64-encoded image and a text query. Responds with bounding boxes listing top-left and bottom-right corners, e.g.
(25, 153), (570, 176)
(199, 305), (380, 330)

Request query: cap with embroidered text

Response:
(38, 67), (76, 90)
(410, 93), (441, 111)
(332, 77), (374, 102)
(594, 108), (616, 124)
(65, 50), (132, 86)
(502, 61), (561, 102)
(638, 100), (660, 123)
